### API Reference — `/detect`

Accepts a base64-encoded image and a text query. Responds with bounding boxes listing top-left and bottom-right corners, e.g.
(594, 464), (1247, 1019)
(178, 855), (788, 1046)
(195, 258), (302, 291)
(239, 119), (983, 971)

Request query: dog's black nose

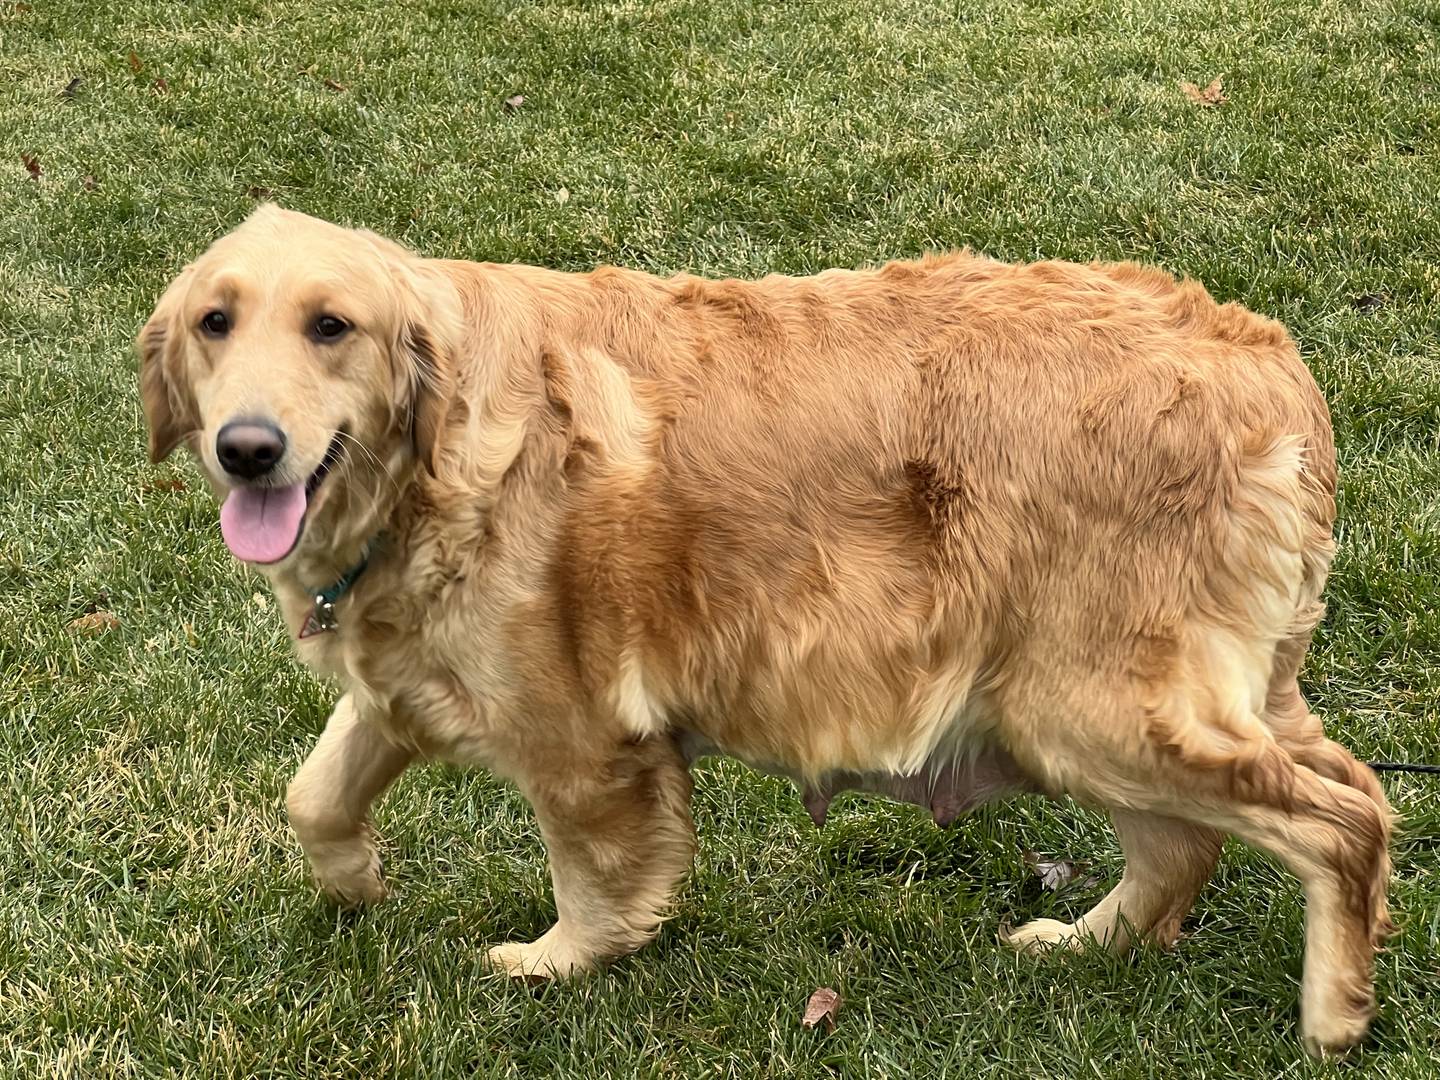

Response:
(216, 420), (287, 479)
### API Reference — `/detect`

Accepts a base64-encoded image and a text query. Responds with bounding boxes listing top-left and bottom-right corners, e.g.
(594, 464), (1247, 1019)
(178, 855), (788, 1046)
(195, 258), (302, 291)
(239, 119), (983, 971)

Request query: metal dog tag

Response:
(299, 593), (339, 639)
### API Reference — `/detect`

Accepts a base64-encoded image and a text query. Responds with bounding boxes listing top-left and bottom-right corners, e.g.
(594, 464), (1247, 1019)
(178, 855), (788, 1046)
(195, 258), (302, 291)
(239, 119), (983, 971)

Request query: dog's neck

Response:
(265, 534), (384, 643)
(264, 449), (422, 636)
(287, 529), (381, 600)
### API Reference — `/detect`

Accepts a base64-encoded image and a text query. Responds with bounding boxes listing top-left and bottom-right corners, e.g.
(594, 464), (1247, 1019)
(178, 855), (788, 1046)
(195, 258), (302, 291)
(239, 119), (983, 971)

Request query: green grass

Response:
(3, 0), (1440, 1075)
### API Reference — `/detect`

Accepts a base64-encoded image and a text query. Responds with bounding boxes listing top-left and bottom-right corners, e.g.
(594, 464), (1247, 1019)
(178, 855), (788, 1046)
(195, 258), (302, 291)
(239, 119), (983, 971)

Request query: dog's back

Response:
(536, 254), (1335, 785)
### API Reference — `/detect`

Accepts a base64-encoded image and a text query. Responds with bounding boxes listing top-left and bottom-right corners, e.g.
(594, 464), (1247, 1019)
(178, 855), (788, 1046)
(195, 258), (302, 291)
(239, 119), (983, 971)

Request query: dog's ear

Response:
(137, 269), (198, 463)
(401, 303), (456, 476)
(357, 229), (464, 476)
(385, 257), (464, 477)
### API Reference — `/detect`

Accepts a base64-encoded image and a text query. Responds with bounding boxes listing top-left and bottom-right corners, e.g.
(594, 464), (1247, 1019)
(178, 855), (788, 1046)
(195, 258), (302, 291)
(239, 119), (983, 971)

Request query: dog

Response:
(139, 205), (1392, 1056)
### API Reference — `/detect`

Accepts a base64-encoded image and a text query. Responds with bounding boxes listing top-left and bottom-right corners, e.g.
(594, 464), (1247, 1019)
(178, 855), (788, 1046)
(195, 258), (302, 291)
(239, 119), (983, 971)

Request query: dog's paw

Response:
(1301, 1013), (1372, 1061)
(1301, 985), (1375, 1059)
(307, 838), (388, 907)
(316, 867), (388, 907)
(486, 930), (593, 982)
(485, 942), (561, 984)
(1000, 917), (1086, 954)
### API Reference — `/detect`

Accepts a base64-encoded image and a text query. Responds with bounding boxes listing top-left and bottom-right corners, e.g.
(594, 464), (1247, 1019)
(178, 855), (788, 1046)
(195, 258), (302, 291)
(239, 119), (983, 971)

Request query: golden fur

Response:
(140, 205), (1393, 1055)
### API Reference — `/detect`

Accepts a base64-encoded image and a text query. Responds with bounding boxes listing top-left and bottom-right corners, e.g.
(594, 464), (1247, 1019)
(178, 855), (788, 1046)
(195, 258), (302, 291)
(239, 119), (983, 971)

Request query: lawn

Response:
(3, 0), (1440, 1075)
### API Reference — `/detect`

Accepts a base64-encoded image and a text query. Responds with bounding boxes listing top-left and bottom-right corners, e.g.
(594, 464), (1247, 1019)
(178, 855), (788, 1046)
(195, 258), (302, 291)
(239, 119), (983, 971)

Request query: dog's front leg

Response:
(285, 692), (414, 905)
(487, 733), (697, 979)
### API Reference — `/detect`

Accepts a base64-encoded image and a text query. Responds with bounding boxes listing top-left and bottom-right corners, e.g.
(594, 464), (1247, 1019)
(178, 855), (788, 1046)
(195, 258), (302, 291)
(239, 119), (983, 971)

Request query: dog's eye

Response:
(313, 315), (350, 340)
(200, 310), (229, 336)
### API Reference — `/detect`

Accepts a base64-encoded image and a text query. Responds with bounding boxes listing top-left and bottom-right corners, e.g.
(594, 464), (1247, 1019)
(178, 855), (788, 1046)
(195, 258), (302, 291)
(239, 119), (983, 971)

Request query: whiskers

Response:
(333, 429), (389, 479)
(332, 429), (404, 525)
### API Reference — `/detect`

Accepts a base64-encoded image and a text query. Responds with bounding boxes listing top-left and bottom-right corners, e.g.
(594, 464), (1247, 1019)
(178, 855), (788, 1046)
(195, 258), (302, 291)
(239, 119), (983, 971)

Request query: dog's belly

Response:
(677, 729), (1035, 827)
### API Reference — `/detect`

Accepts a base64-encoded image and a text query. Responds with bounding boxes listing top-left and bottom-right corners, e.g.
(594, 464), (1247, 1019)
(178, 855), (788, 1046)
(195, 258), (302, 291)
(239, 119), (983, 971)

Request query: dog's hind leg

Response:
(1004, 810), (1221, 953)
(1006, 687), (1388, 1057)
(486, 731), (697, 979)
(1168, 752), (1386, 1057)
(286, 693), (414, 905)
(1263, 633), (1395, 946)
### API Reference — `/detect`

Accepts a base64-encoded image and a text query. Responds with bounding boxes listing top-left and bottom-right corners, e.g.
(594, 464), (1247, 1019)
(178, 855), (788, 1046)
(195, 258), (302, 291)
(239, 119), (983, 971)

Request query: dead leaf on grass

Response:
(555, 186), (570, 205)
(1023, 850), (1098, 892)
(142, 475), (187, 493)
(153, 77), (169, 94)
(503, 94), (526, 111)
(127, 50), (143, 74)
(81, 174), (97, 191)
(21, 153), (41, 180)
(801, 987), (841, 1031)
(59, 76), (83, 98)
(1180, 77), (1225, 107)
(323, 77), (347, 93)
(69, 610), (120, 635)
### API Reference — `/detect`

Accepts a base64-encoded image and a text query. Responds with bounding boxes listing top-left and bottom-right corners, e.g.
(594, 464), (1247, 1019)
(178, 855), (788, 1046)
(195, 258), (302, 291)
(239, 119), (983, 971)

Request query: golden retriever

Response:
(139, 205), (1392, 1055)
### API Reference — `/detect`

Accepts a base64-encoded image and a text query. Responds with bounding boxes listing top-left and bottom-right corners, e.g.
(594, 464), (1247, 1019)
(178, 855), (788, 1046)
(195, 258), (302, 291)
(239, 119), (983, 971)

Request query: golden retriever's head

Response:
(138, 205), (462, 567)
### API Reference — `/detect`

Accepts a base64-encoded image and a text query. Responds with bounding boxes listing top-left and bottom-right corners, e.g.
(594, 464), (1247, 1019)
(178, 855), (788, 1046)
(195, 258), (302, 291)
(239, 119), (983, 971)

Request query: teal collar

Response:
(298, 543), (374, 639)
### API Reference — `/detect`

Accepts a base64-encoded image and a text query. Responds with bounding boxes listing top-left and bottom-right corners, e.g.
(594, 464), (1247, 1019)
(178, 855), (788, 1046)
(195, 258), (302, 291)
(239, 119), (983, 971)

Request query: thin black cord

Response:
(1368, 761), (1440, 775)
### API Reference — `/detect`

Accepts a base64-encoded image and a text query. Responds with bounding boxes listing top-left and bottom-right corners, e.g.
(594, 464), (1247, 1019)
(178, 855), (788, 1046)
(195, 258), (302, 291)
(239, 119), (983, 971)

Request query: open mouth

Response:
(218, 432), (347, 565)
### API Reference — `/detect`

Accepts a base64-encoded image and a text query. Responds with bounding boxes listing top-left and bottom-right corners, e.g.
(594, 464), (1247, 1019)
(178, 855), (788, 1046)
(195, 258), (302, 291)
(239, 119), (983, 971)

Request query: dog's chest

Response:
(327, 610), (522, 762)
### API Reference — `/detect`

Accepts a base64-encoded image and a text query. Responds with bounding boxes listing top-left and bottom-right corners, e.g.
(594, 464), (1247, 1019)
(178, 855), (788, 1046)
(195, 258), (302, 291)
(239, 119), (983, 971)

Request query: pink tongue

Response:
(219, 484), (307, 564)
